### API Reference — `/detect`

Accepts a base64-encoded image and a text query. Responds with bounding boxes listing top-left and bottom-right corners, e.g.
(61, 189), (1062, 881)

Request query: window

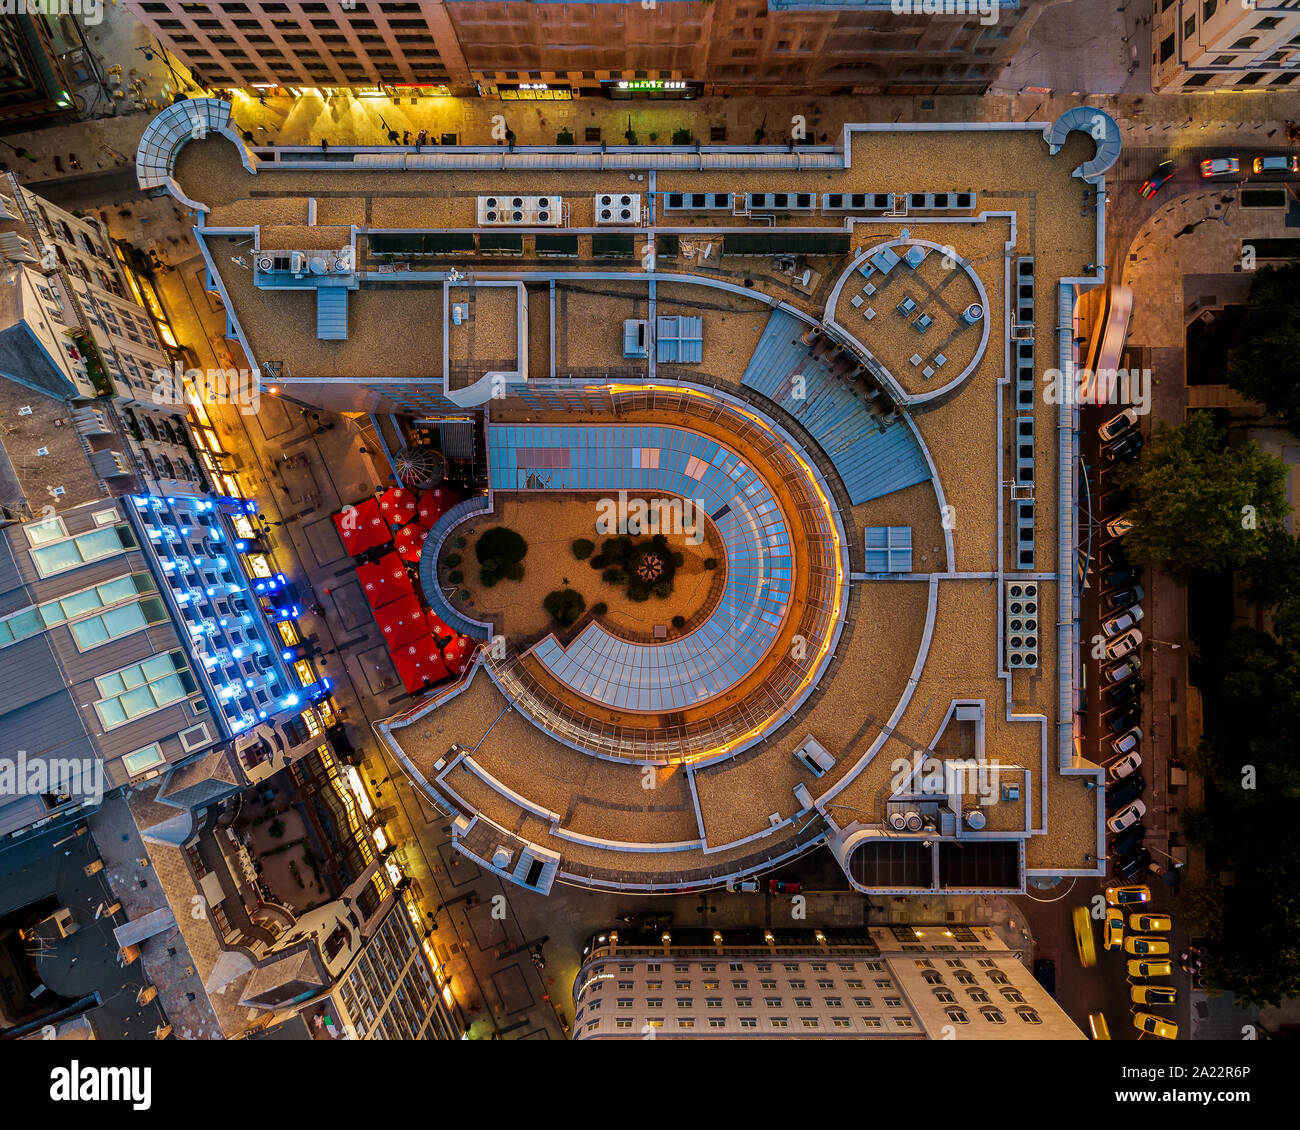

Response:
(861, 1016), (882, 1028)
(736, 997), (753, 1008)
(69, 597), (168, 650)
(675, 998), (692, 1009)
(832, 1016), (851, 1028)
(616, 998), (633, 1009)
(760, 979), (777, 990)
(729, 962), (744, 972)
(967, 989), (990, 1003)
(739, 1018), (757, 1028)
(706, 998), (723, 1009)
(646, 999), (662, 1009)
(946, 1007), (970, 1024)
(1203, 0), (1217, 17)
(935, 990), (956, 1003)
(765, 997), (782, 1008)
(95, 651), (197, 729)
(801, 1017), (819, 1028)
(122, 743), (166, 776)
(1184, 14), (1196, 37)
(789, 979), (805, 989)
(1160, 33), (1176, 62)
(25, 516), (68, 545)
(817, 979), (835, 990)
(674, 981), (690, 991)
(980, 1006), (1007, 1025)
(1017, 1007), (1042, 1024)
(677, 1018), (694, 1029)
(1001, 988), (1025, 1004)
(31, 524), (136, 578)
(769, 1017), (788, 1029)
(615, 1019), (633, 1029)
(894, 1017), (915, 1029)
(708, 1018), (726, 1028)
(731, 980), (748, 990)
(854, 997), (872, 1008)
(1229, 36), (1258, 49)
(955, 972), (975, 985)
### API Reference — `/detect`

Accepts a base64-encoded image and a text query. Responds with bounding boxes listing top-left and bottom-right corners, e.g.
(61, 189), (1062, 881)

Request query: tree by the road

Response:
(1112, 412), (1290, 580)
(1228, 261), (1300, 438)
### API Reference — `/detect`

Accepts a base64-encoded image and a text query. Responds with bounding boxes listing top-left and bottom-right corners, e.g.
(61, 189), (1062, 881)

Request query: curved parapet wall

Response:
(136, 99), (257, 211)
(1044, 106), (1121, 185)
(416, 495), (495, 641)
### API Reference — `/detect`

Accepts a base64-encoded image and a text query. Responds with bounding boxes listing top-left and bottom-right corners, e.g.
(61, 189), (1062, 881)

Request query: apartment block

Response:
(125, 0), (1031, 97)
(0, 10), (78, 125)
(573, 925), (1085, 1039)
(0, 175), (203, 499)
(1153, 0), (1300, 91)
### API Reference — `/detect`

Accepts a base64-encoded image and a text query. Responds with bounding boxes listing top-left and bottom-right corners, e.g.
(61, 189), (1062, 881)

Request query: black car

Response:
(1033, 958), (1056, 997)
(1105, 677), (1145, 707)
(1103, 543), (1131, 570)
(1116, 848), (1153, 880)
(1111, 822), (1146, 858)
(1104, 703), (1141, 733)
(1101, 488), (1132, 517)
(1104, 433), (1144, 464)
(1140, 160), (1175, 198)
(1106, 586), (1144, 612)
(1106, 773), (1147, 812)
(1104, 567), (1140, 590)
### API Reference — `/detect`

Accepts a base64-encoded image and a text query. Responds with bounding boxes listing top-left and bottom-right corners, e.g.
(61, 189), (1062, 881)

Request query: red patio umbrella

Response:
(441, 633), (475, 676)
(334, 496), (388, 555)
(394, 521), (429, 562)
(425, 608), (453, 645)
(417, 486), (462, 528)
(379, 486), (418, 527)
(375, 594), (427, 650)
(392, 634), (451, 693)
(356, 553), (414, 610)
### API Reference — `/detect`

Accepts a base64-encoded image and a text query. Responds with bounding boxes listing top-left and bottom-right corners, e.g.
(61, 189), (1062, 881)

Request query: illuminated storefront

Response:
(486, 82), (573, 101)
(603, 79), (700, 100)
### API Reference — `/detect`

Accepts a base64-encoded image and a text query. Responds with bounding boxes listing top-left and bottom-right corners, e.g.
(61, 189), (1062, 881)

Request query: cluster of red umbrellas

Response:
(333, 497), (391, 555)
(336, 489), (476, 694)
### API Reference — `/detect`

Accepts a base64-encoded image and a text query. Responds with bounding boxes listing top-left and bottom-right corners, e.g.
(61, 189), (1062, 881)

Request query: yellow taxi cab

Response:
(1131, 985), (1177, 1006)
(1073, 905), (1098, 968)
(1134, 1011), (1178, 1040)
(1127, 959), (1173, 979)
(1087, 1012), (1111, 1040)
(1124, 935), (1170, 956)
(1129, 913), (1172, 933)
(1103, 907), (1125, 951)
(1105, 884), (1151, 907)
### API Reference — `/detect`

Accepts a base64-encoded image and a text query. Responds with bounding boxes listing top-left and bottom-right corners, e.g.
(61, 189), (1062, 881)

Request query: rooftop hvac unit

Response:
(889, 811), (908, 831)
(308, 255), (329, 274)
(477, 195), (564, 226)
(904, 810), (924, 832)
(290, 252), (305, 274)
(594, 192), (641, 225)
(255, 254), (275, 273)
(966, 810), (987, 829)
(1005, 581), (1039, 668)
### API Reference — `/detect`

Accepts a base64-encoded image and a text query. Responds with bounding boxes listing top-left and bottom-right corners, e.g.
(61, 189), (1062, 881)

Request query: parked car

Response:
(1101, 489), (1133, 518)
(1106, 774), (1146, 810)
(1252, 155), (1299, 174)
(1099, 407), (1139, 441)
(1127, 958), (1171, 979)
(728, 878), (760, 893)
(1107, 750), (1142, 783)
(1103, 907), (1124, 951)
(1139, 160), (1175, 198)
(1104, 703), (1141, 734)
(768, 879), (801, 894)
(1106, 585), (1144, 612)
(1117, 848), (1153, 880)
(1111, 822), (1146, 859)
(1133, 1011), (1178, 1040)
(1105, 677), (1145, 708)
(1107, 883), (1151, 907)
(1130, 913), (1172, 933)
(1131, 985), (1178, 1006)
(1105, 628), (1143, 660)
(1103, 568), (1140, 592)
(1126, 935), (1171, 957)
(1103, 654), (1141, 683)
(1199, 157), (1240, 178)
(1107, 799), (1147, 834)
(1103, 543), (1131, 570)
(1111, 726), (1142, 756)
(1103, 607), (1145, 637)
(1104, 432), (1144, 463)
(1105, 515), (1135, 540)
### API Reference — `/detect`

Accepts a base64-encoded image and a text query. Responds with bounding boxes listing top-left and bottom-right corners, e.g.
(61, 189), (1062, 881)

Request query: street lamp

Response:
(1148, 638), (1182, 650)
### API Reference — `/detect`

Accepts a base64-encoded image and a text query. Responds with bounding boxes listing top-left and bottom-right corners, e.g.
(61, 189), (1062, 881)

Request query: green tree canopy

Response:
(1227, 260), (1300, 437)
(1113, 412), (1289, 580)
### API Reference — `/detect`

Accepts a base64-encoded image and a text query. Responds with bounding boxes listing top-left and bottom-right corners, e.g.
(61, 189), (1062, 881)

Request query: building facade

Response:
(572, 925), (1085, 1039)
(1, 175), (204, 501)
(1153, 0), (1300, 91)
(125, 0), (1032, 97)
(0, 11), (78, 125)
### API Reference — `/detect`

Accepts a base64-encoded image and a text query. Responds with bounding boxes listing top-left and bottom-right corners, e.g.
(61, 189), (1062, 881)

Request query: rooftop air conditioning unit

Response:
(255, 254), (275, 273)
(903, 810), (924, 832)
(594, 192), (641, 225)
(290, 252), (306, 274)
(1005, 581), (1039, 668)
(889, 811), (908, 831)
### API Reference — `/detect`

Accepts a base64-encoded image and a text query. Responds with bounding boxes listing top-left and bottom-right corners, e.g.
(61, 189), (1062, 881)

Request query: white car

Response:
(1099, 408), (1138, 442)
(1252, 155), (1299, 174)
(1199, 157), (1240, 178)
(1103, 607), (1144, 637)
(1108, 799), (1147, 834)
(1106, 514), (1134, 539)
(1106, 627), (1143, 659)
(1108, 750), (1143, 782)
(1111, 727), (1142, 757)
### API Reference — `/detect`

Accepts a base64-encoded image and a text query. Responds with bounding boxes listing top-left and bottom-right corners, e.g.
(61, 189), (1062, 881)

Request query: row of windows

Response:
(605, 960), (880, 974)
(0, 568), (154, 649)
(609, 995), (905, 1010)
(586, 1015), (913, 1032)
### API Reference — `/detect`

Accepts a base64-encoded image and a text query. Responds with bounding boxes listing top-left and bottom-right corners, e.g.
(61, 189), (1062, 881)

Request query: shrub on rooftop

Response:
(475, 526), (527, 586)
(572, 538), (595, 561)
(672, 128), (692, 146)
(543, 588), (586, 628)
